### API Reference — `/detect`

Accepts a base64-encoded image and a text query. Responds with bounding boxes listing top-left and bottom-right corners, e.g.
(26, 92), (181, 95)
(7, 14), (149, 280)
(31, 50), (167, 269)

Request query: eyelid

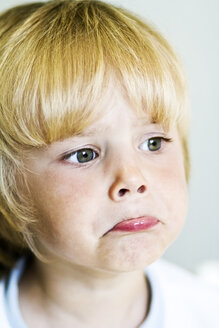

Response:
(56, 145), (100, 168)
(141, 130), (171, 139)
(139, 135), (172, 151)
(141, 133), (173, 143)
(154, 136), (172, 142)
(61, 144), (99, 156)
(63, 150), (97, 161)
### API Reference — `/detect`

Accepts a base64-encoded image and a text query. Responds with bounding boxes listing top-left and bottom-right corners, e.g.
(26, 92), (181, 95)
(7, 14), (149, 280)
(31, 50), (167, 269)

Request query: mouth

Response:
(105, 216), (160, 235)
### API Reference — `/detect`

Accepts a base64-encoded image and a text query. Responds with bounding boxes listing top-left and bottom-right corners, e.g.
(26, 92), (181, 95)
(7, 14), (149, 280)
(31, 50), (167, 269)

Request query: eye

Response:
(147, 137), (162, 151)
(63, 148), (98, 164)
(140, 137), (171, 152)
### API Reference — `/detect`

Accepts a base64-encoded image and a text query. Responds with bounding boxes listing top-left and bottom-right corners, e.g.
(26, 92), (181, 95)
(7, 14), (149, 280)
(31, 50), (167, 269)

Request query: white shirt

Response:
(0, 258), (219, 328)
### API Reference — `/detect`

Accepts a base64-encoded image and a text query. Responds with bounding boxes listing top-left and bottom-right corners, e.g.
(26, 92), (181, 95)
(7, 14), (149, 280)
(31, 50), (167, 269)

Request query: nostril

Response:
(137, 185), (146, 193)
(118, 188), (128, 197)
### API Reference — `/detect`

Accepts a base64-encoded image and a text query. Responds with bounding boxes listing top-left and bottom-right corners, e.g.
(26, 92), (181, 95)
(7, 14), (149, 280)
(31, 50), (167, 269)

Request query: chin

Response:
(97, 247), (166, 273)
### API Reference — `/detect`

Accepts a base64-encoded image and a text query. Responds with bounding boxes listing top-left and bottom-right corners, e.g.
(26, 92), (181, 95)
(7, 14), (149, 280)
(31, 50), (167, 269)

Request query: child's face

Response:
(24, 89), (187, 273)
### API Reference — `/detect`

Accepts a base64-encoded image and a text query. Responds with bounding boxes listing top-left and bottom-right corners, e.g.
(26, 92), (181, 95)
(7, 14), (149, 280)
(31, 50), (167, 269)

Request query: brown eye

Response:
(148, 138), (162, 151)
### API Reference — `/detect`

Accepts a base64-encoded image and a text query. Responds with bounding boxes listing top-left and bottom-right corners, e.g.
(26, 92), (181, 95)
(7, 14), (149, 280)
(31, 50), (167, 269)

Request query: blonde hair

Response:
(0, 0), (190, 271)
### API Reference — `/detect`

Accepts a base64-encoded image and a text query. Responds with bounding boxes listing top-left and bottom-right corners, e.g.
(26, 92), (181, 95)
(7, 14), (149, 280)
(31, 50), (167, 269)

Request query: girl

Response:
(0, 1), (218, 327)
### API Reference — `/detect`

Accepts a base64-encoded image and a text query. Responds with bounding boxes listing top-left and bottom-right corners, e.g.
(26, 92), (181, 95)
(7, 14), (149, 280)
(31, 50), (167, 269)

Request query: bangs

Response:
(0, 0), (188, 151)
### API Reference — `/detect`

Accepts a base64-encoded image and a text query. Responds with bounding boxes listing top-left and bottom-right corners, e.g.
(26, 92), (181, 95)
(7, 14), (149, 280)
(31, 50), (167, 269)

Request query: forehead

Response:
(76, 86), (151, 132)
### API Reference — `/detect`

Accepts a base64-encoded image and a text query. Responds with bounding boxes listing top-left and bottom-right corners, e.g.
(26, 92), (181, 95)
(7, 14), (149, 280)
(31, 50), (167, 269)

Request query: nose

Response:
(109, 166), (147, 202)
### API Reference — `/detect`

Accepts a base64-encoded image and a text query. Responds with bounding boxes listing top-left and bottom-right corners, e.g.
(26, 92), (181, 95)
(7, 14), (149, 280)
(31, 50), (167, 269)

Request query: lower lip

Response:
(109, 216), (159, 233)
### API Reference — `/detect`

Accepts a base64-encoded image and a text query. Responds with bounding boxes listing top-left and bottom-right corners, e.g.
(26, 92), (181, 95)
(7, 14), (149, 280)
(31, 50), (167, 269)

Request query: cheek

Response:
(156, 154), (188, 235)
(27, 168), (99, 240)
(160, 165), (187, 209)
(27, 168), (102, 263)
(30, 167), (95, 212)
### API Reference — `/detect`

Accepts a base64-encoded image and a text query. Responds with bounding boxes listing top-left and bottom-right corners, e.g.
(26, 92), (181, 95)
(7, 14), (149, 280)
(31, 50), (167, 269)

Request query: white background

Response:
(0, 0), (218, 272)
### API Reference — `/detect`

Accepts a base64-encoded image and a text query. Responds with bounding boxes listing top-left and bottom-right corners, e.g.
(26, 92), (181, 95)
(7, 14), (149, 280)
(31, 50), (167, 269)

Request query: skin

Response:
(19, 88), (187, 327)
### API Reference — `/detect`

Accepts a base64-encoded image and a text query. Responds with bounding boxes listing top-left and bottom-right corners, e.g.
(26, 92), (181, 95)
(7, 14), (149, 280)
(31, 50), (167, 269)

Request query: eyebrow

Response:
(77, 118), (154, 137)
(77, 125), (108, 137)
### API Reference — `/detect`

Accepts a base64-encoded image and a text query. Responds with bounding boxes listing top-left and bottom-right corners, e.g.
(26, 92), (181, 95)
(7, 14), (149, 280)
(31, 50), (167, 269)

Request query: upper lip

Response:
(116, 214), (159, 223)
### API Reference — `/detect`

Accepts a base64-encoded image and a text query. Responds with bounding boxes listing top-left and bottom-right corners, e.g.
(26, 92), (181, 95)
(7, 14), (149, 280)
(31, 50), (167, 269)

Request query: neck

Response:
(19, 258), (150, 328)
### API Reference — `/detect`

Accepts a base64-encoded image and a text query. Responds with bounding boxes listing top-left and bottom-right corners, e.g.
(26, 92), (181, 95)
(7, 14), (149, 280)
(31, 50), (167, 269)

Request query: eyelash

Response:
(62, 147), (99, 165)
(139, 136), (172, 153)
(61, 137), (172, 165)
